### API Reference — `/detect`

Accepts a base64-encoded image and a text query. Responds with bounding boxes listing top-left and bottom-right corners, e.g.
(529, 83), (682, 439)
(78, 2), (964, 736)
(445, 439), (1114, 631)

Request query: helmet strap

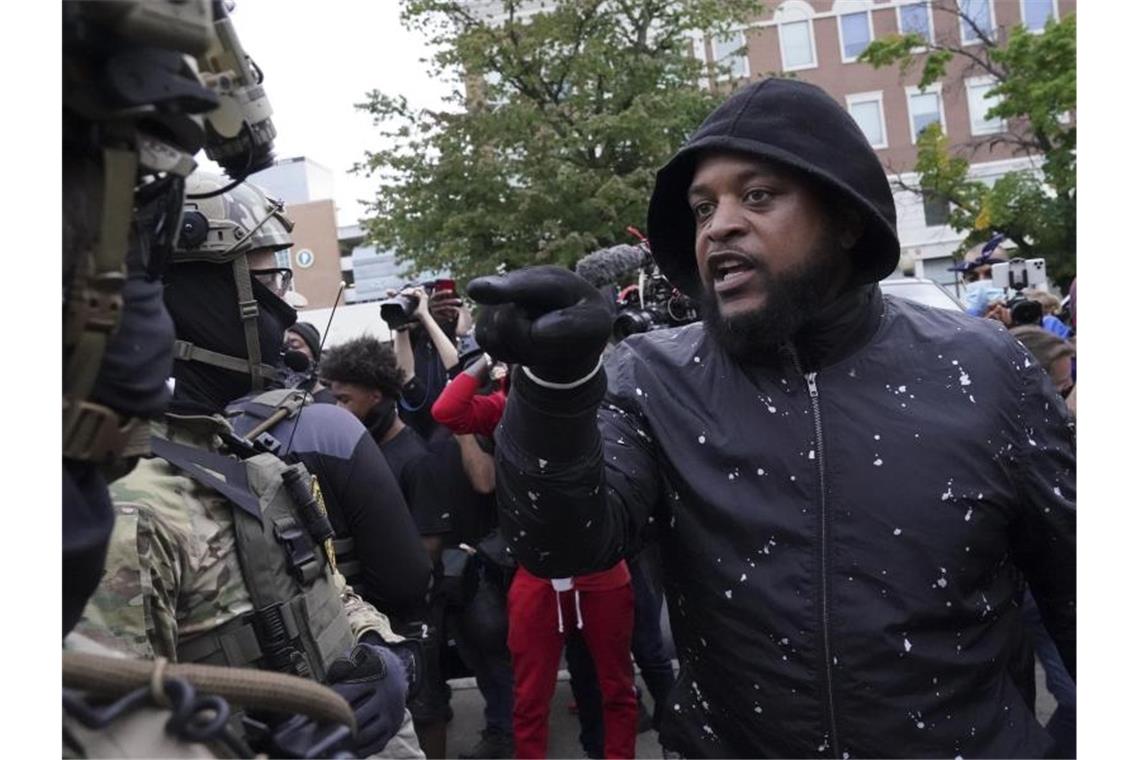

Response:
(230, 254), (265, 390)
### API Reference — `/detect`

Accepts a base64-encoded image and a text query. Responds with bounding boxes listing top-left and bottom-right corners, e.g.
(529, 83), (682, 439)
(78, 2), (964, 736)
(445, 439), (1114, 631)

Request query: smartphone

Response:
(990, 258), (1046, 290)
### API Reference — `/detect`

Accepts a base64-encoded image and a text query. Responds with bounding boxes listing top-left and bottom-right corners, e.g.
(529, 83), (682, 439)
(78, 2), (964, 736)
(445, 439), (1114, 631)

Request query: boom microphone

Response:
(574, 244), (648, 288)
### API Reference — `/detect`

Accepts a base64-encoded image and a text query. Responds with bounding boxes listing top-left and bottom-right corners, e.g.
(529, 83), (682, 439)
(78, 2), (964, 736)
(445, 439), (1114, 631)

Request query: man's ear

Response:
(838, 206), (865, 251)
(370, 388), (384, 407)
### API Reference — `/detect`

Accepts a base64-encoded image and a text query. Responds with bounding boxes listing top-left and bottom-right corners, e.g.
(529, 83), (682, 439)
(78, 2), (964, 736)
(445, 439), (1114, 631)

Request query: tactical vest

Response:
(153, 418), (355, 683)
(225, 389), (364, 590)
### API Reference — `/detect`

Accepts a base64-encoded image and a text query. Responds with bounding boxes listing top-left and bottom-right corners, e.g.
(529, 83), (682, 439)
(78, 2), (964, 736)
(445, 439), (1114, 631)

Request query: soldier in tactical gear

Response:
(75, 174), (422, 758)
(62, 3), (371, 757)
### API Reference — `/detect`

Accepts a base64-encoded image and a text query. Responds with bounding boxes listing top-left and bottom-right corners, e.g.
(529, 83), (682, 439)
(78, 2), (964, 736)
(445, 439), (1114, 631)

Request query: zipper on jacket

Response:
(792, 351), (840, 758)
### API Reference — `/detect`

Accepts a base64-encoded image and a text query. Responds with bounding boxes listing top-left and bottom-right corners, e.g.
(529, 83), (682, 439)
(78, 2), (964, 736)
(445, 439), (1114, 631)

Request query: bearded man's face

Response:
(687, 152), (853, 360)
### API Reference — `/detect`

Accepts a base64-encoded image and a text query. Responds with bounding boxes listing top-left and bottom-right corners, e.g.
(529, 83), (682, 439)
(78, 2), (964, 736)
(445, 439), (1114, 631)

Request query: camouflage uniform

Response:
(76, 412), (425, 759)
(77, 412), (397, 658)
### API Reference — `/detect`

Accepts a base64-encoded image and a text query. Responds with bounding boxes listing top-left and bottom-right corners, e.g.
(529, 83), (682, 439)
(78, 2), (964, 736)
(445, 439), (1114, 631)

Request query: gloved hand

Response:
(468, 266), (613, 384)
(326, 641), (409, 757)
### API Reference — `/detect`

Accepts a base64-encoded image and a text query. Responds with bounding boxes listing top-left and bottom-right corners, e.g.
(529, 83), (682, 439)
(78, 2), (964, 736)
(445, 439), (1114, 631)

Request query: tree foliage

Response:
(354, 0), (763, 284)
(860, 6), (1076, 285)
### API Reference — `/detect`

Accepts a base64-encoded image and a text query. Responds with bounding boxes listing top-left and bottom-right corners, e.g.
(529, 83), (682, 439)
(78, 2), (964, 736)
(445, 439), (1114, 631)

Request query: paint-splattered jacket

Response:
(494, 287), (1075, 759)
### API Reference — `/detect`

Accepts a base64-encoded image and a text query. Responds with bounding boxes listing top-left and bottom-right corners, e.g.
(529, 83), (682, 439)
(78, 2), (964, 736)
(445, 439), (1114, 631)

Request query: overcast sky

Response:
(196, 0), (453, 226)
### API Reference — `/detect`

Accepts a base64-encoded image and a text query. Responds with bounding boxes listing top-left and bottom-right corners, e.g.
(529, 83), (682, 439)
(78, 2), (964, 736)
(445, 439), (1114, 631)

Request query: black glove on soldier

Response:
(327, 641), (409, 756)
(468, 266), (613, 384)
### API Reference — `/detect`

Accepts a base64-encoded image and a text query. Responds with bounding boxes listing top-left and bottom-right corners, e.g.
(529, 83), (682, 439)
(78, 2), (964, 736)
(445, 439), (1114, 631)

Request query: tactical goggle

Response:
(251, 267), (294, 297)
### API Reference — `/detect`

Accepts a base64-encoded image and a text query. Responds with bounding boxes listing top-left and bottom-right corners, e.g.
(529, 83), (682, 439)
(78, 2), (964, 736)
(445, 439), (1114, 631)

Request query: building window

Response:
(838, 10), (873, 62)
(1021, 0), (1056, 32)
(775, 2), (817, 71)
(923, 194), (950, 227)
(897, 2), (934, 44)
(906, 84), (945, 143)
(846, 91), (887, 149)
(711, 31), (749, 80)
(965, 76), (1004, 136)
(959, 0), (994, 45)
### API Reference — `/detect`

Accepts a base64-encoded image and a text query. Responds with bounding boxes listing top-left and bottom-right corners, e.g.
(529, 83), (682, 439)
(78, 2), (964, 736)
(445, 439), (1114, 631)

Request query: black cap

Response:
(647, 78), (900, 297)
(289, 321), (322, 361)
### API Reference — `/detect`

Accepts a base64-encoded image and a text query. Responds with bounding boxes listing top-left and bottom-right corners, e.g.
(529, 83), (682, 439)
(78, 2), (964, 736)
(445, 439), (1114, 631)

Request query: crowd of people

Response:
(62, 3), (1075, 758)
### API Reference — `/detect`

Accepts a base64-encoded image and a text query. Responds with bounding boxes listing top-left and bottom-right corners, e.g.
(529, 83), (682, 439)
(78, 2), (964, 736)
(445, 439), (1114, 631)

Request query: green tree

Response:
(354, 0), (762, 284)
(860, 6), (1075, 285)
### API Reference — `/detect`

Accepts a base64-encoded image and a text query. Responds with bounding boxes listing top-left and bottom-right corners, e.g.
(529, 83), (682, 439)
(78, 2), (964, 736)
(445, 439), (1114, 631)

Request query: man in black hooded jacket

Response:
(468, 78), (1075, 758)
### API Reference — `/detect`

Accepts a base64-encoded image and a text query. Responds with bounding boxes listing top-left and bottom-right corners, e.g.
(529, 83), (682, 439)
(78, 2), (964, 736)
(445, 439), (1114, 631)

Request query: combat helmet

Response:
(173, 172), (295, 391)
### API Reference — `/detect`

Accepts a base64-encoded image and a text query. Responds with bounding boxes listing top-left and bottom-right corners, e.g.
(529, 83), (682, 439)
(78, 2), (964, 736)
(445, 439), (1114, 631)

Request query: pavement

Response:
(442, 664), (1057, 759)
(445, 668), (663, 759)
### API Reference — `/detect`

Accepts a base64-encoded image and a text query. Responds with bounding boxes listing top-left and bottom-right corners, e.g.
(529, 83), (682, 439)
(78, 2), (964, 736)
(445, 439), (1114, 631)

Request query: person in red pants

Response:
(508, 562), (638, 759)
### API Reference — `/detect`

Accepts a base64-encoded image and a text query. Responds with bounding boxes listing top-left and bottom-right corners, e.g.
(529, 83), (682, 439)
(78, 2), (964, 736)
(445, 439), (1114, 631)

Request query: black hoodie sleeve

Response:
(1003, 343), (1077, 680)
(494, 366), (661, 578)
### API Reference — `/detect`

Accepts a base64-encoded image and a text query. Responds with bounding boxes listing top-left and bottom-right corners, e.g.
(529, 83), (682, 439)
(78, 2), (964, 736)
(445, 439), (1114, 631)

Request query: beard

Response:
(701, 234), (847, 364)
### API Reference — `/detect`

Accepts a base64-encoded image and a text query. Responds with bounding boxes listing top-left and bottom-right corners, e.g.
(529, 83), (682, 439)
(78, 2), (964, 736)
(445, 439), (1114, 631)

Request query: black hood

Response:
(647, 77), (900, 298)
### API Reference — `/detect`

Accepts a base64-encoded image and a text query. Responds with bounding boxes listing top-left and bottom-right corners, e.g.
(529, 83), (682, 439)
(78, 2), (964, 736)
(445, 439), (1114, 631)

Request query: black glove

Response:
(326, 641), (409, 757)
(468, 266), (613, 384)
(266, 713), (355, 759)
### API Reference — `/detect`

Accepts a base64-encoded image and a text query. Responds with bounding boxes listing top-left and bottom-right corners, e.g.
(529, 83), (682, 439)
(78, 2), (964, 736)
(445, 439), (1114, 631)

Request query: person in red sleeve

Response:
(509, 562), (637, 760)
(431, 352), (508, 437)
(434, 354), (637, 758)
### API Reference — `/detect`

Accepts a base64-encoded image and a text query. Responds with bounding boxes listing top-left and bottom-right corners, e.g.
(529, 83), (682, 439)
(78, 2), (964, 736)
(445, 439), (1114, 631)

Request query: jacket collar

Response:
(786, 283), (883, 373)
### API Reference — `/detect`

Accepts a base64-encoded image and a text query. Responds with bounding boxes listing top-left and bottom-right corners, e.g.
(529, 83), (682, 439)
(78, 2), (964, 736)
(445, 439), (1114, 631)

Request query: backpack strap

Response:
(148, 436), (261, 522)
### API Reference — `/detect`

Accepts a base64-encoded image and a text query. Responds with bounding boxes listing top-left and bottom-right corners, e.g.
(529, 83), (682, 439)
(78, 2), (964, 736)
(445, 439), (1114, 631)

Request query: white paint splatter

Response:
(698, 434), (706, 444)
(538, 459), (548, 470)
(767, 405), (777, 414)
(740, 573), (748, 582)
(904, 637), (913, 653)
(693, 356), (701, 364)
(790, 475), (796, 481)
(959, 371), (972, 387)
(754, 706), (763, 714)
(725, 590), (733, 600)
(893, 528), (902, 536)
(1053, 486), (1063, 497)
(964, 507), (973, 522)
(635, 388), (643, 396)
(808, 450), (816, 460)
(898, 385), (907, 393)
(873, 458), (883, 467)
(874, 434), (881, 441)
(937, 578), (948, 588)
(757, 468), (766, 476)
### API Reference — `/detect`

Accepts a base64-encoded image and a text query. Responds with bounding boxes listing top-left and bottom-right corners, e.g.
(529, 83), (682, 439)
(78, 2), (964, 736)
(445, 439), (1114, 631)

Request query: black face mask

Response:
(164, 261), (297, 414)
(364, 398), (398, 438)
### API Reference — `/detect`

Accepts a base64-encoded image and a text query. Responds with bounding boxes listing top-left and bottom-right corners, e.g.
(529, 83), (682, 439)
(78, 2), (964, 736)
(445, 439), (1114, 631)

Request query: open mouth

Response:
(708, 252), (757, 294)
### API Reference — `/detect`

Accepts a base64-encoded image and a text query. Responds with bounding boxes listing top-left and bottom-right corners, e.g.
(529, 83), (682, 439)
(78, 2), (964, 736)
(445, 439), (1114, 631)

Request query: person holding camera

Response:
(389, 287), (519, 760)
(468, 78), (1075, 758)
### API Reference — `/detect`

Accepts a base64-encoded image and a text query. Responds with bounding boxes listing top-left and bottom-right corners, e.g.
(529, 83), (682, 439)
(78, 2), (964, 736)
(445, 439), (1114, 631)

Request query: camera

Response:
(379, 278), (456, 329)
(990, 258), (1047, 327)
(612, 255), (699, 342)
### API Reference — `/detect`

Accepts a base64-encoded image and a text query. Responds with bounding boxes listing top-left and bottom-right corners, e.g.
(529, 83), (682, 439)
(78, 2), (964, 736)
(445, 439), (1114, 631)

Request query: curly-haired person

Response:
(321, 336), (458, 757)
